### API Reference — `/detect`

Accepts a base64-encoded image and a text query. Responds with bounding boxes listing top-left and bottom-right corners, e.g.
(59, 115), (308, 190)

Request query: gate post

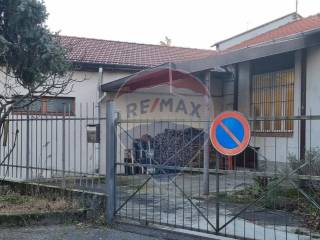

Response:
(105, 100), (116, 224)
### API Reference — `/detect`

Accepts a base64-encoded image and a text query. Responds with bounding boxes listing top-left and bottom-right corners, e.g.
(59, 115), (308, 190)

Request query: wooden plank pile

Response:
(133, 127), (204, 167)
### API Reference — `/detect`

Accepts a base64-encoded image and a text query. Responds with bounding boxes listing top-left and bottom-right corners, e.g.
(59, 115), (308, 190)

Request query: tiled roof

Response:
(226, 14), (320, 51)
(59, 36), (216, 69)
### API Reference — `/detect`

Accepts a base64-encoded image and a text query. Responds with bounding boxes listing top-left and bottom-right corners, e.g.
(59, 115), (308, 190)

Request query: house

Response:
(3, 12), (320, 182)
(212, 12), (301, 51)
(58, 36), (216, 110)
(102, 13), (320, 171)
(1, 36), (217, 180)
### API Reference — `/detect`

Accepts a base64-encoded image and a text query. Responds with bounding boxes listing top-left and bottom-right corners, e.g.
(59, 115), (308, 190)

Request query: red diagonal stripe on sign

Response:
(219, 122), (241, 146)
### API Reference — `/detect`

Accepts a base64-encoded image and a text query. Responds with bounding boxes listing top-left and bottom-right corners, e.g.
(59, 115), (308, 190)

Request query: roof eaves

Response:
(177, 28), (320, 73)
(226, 25), (320, 52)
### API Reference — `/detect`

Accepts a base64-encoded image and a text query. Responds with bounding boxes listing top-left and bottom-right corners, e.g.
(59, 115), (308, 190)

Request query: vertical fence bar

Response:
(106, 100), (115, 224)
(26, 107), (30, 180)
(62, 105), (66, 188)
(86, 103), (89, 186)
(15, 115), (18, 179)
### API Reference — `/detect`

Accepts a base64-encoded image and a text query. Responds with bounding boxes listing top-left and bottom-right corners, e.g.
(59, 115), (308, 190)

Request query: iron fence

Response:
(0, 102), (105, 193)
(2, 104), (320, 239)
(114, 116), (320, 240)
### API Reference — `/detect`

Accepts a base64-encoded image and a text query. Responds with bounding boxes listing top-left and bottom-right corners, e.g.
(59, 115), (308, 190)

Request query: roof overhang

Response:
(176, 28), (320, 73)
(101, 63), (170, 92)
(101, 28), (320, 92)
(101, 63), (228, 93)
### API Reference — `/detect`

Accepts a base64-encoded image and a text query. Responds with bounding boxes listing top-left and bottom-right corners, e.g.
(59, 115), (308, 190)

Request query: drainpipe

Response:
(233, 64), (239, 111)
(300, 49), (307, 161)
(97, 67), (103, 173)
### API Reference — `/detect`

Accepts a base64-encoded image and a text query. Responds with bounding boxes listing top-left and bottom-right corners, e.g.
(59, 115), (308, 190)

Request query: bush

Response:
(288, 147), (320, 190)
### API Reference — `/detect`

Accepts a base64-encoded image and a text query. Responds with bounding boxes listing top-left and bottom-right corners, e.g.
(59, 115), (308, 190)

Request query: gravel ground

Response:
(0, 224), (161, 240)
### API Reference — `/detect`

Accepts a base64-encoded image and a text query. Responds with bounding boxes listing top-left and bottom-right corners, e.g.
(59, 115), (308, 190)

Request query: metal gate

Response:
(112, 115), (320, 240)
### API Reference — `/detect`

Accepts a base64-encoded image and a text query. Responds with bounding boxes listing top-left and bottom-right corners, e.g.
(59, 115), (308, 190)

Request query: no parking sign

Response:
(210, 111), (251, 156)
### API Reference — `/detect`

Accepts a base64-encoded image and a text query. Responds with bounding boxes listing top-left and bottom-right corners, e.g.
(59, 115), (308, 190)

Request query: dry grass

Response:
(0, 186), (80, 215)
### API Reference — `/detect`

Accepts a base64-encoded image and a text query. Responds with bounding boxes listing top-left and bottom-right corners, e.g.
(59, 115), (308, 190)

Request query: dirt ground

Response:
(0, 224), (160, 240)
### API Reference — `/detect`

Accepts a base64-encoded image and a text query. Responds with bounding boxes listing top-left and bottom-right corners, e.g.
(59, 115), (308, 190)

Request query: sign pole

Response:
(209, 111), (251, 233)
(215, 152), (220, 233)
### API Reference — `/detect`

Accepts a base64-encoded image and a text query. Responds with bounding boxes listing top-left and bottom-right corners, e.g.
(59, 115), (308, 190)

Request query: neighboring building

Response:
(212, 12), (301, 51)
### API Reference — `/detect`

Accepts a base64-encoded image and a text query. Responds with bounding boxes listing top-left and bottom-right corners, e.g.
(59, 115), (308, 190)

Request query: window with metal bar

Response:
(13, 96), (75, 115)
(251, 69), (294, 133)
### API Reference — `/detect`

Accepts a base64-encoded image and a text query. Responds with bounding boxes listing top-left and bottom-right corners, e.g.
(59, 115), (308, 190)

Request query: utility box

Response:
(87, 124), (100, 143)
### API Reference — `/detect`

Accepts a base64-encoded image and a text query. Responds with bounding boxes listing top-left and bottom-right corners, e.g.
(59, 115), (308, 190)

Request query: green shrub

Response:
(288, 147), (320, 190)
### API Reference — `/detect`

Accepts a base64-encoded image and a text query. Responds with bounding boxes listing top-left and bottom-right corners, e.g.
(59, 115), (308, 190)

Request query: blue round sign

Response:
(210, 111), (251, 156)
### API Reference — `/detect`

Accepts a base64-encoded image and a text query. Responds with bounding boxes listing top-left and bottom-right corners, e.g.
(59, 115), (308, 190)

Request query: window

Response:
(13, 96), (75, 115)
(251, 69), (294, 133)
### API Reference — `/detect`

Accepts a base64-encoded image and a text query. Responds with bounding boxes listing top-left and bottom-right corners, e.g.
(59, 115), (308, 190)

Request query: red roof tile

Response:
(226, 14), (320, 51)
(59, 36), (216, 68)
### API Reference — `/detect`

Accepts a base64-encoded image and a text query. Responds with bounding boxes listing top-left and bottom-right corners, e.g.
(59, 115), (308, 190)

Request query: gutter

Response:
(70, 61), (148, 73)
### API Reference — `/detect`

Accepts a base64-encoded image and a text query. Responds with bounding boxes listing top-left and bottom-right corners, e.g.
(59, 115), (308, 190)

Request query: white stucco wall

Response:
(67, 70), (130, 176)
(0, 69), (131, 180)
(67, 70), (129, 112)
(306, 46), (320, 150)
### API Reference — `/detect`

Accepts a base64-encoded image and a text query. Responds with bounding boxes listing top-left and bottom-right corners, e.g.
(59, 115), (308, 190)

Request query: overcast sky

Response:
(44, 0), (320, 49)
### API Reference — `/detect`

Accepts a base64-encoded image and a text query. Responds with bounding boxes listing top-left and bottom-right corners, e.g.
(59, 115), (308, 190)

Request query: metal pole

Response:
(216, 152), (221, 233)
(203, 71), (211, 195)
(106, 99), (115, 224)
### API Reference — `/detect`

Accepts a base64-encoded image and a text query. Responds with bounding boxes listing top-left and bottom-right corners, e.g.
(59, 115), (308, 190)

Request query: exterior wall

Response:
(69, 70), (130, 176)
(215, 13), (299, 51)
(306, 46), (320, 150)
(235, 51), (308, 170)
(211, 77), (224, 116)
(69, 70), (130, 111)
(222, 77), (234, 111)
(44, 45), (320, 175)
(1, 69), (131, 180)
(237, 62), (251, 116)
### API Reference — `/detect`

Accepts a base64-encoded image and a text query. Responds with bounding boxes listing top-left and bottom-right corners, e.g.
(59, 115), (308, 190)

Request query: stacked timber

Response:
(133, 127), (204, 167)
